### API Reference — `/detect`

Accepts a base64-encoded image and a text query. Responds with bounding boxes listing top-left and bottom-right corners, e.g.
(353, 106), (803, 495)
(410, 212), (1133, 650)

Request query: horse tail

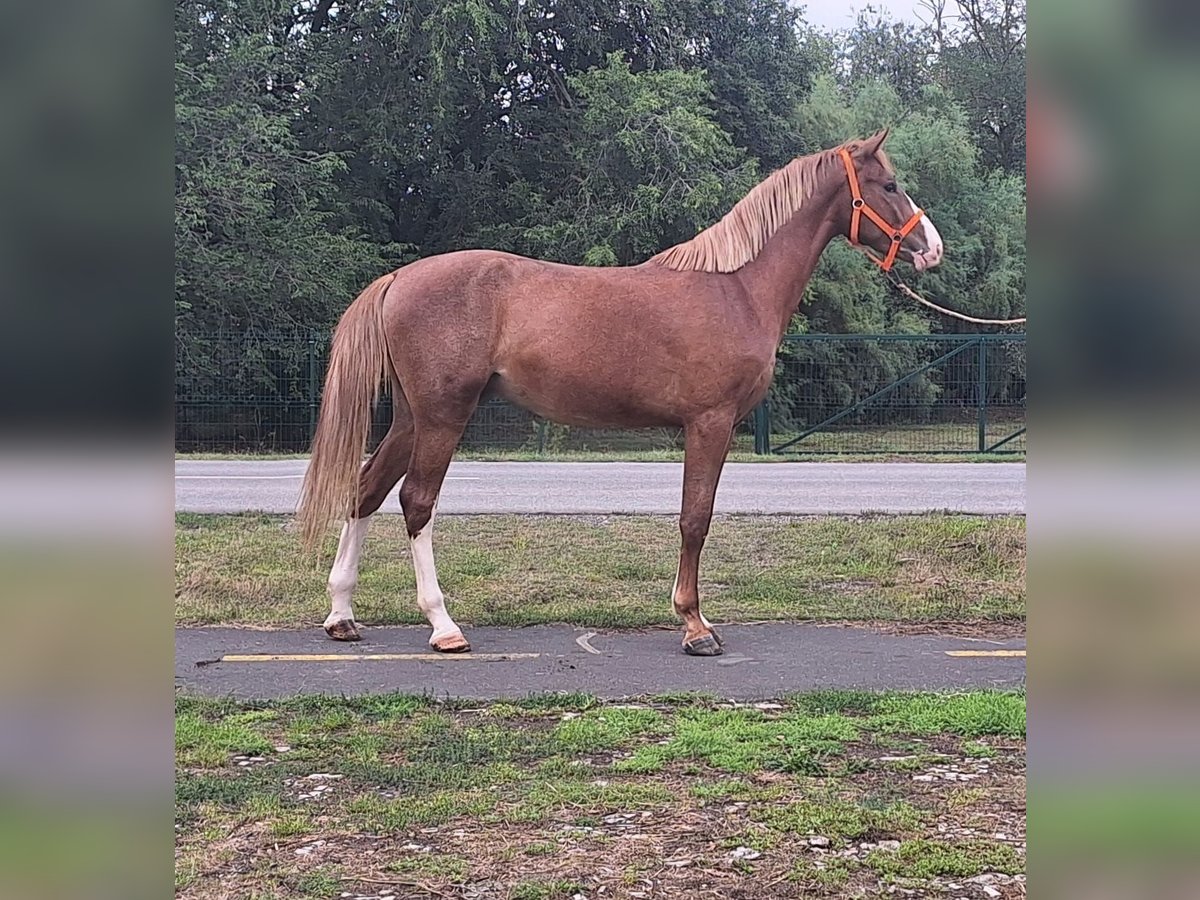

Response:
(297, 271), (396, 553)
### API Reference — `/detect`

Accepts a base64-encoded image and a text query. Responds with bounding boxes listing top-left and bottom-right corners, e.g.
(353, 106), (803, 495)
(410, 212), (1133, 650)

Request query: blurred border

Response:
(0, 1), (173, 898)
(1032, 0), (1200, 896)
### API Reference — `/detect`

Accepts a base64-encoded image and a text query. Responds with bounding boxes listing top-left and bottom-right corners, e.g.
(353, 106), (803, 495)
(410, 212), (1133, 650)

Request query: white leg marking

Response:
(411, 507), (463, 644)
(325, 516), (370, 628)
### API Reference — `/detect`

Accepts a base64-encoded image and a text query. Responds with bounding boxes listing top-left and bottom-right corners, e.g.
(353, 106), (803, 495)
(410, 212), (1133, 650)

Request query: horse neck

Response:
(736, 185), (845, 340)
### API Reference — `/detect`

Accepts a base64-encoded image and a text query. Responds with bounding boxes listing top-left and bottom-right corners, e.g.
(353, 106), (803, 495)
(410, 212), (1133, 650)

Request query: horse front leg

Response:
(673, 411), (735, 656)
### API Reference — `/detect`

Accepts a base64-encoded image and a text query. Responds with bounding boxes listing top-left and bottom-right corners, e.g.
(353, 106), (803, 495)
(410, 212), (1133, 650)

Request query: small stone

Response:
(808, 836), (831, 847)
(754, 702), (783, 710)
(248, 756), (266, 762)
(913, 774), (936, 782)
(275, 745), (291, 753)
(983, 887), (1001, 898)
(294, 840), (325, 856)
(730, 846), (761, 860)
(877, 840), (901, 851)
(237, 761), (251, 767)
(306, 773), (344, 781)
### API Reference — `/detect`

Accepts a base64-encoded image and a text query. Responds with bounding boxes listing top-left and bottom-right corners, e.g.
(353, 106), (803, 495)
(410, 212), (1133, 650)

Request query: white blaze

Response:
(904, 191), (944, 270)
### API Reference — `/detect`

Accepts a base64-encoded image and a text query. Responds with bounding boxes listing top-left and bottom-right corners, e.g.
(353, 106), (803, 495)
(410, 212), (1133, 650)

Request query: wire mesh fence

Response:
(761, 334), (1025, 455)
(175, 331), (1025, 455)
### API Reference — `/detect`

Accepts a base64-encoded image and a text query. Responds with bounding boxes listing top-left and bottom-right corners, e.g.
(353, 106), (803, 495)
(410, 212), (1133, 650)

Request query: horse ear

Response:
(854, 128), (890, 158)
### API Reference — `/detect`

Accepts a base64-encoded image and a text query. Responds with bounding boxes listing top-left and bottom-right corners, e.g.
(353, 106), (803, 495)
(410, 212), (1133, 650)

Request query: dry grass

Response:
(175, 691), (1026, 899)
(175, 513), (1025, 630)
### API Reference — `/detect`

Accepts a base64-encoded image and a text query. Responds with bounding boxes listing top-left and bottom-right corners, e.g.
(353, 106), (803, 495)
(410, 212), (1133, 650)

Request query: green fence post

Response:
(753, 401), (771, 454)
(977, 338), (988, 453)
(307, 336), (318, 443)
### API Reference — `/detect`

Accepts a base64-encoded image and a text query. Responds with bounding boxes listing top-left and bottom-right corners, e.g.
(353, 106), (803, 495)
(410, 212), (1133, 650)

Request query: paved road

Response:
(176, 624), (1025, 700)
(175, 460), (1025, 515)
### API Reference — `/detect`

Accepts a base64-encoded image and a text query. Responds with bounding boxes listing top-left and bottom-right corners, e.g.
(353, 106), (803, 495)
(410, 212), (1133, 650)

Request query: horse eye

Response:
(884, 182), (898, 193)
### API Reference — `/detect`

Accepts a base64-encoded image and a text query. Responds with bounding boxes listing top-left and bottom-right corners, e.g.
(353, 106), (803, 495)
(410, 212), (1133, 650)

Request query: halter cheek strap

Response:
(838, 147), (924, 272)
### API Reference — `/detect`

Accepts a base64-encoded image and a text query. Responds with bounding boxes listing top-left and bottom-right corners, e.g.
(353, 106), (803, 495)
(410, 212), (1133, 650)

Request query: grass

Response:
(175, 690), (1026, 899)
(867, 838), (1024, 881)
(175, 512), (1025, 629)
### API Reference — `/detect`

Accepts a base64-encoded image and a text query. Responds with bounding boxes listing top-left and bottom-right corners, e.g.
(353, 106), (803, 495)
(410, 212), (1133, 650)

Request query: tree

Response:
(175, 0), (399, 333)
(516, 53), (758, 265)
(930, 0), (1026, 173)
(838, 5), (936, 107)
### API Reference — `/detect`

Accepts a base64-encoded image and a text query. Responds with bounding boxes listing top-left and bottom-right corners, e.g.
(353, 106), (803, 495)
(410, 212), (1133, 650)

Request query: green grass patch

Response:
(175, 710), (275, 768)
(506, 779), (674, 824)
(175, 513), (1025, 628)
(869, 691), (1026, 738)
(386, 853), (471, 881)
(617, 707), (859, 776)
(346, 790), (494, 832)
(551, 707), (667, 754)
(868, 839), (1023, 881)
(754, 796), (922, 843)
(508, 880), (584, 900)
(790, 856), (858, 891)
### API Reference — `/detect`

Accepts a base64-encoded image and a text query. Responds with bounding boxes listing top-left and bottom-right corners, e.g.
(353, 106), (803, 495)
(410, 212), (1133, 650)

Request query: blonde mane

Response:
(650, 145), (860, 274)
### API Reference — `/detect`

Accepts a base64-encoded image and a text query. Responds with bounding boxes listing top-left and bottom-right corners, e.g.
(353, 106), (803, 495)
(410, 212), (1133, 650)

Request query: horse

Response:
(296, 129), (943, 656)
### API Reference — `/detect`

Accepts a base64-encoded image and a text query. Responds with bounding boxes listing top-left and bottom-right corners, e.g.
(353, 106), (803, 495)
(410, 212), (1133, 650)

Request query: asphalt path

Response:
(175, 459), (1025, 515)
(176, 624), (1024, 701)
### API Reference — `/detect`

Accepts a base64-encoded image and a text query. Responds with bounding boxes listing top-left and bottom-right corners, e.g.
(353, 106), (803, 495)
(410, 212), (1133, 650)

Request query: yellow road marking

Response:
(945, 649), (1025, 658)
(221, 652), (541, 663)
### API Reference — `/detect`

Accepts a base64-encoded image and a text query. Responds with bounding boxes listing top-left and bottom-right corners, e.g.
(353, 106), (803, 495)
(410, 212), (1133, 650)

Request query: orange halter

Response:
(838, 147), (924, 272)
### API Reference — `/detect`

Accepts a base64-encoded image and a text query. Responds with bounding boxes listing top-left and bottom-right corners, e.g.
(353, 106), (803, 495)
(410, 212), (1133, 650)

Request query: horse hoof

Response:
(683, 635), (723, 657)
(709, 627), (725, 648)
(431, 632), (471, 653)
(325, 619), (361, 642)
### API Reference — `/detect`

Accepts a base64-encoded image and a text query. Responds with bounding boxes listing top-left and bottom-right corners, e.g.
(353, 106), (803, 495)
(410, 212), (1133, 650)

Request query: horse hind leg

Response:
(323, 407), (414, 642)
(400, 415), (478, 653)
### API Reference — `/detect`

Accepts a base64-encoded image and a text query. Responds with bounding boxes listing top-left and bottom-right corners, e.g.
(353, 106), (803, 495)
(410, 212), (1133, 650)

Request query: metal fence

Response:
(175, 332), (1025, 455)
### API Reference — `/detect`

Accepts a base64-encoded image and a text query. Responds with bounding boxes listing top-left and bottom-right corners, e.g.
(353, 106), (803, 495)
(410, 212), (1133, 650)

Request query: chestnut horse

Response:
(297, 129), (943, 656)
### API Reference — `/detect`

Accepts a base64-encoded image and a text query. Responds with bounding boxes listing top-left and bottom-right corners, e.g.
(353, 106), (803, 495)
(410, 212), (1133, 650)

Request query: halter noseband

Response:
(838, 147), (924, 272)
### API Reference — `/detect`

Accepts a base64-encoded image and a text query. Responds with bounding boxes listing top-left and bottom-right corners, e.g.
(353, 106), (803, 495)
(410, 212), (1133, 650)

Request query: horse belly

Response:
(490, 371), (678, 429)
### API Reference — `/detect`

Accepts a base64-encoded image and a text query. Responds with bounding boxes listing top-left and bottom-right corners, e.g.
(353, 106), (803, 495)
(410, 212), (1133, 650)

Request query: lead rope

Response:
(853, 247), (1028, 326)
